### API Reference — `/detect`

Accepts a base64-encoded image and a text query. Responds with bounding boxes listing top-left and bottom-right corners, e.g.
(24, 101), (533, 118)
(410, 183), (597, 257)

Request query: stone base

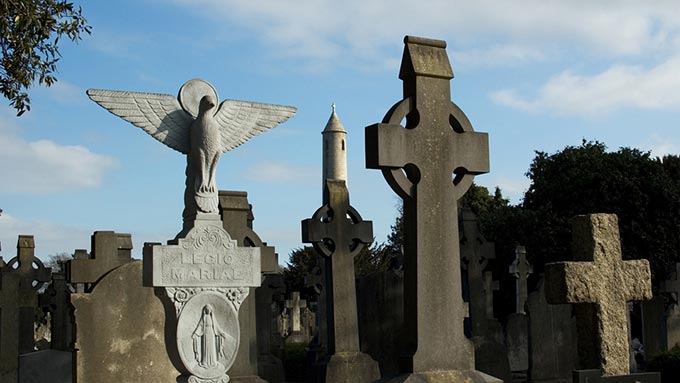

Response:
(572, 369), (660, 383)
(378, 370), (502, 383)
(258, 354), (284, 383)
(230, 375), (269, 383)
(325, 352), (380, 383)
(285, 331), (310, 345)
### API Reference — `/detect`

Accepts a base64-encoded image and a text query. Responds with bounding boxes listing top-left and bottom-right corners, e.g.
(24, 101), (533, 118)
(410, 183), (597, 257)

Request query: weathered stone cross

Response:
(545, 214), (652, 376)
(302, 179), (373, 354)
(66, 231), (132, 290)
(366, 36), (489, 373)
(0, 236), (51, 381)
(285, 291), (307, 333)
(509, 246), (533, 314)
(483, 271), (499, 319)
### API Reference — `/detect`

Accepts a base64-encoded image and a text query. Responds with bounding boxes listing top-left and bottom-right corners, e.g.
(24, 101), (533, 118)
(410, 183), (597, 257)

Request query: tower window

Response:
(342, 139), (345, 150)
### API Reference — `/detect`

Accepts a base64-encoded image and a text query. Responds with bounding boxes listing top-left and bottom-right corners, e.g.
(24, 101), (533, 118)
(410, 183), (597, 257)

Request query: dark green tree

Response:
(522, 140), (680, 280)
(1, 0), (91, 115)
(281, 246), (318, 294)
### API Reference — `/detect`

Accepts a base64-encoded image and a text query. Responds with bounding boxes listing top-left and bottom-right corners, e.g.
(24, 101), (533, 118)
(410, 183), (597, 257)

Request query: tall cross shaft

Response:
(545, 214), (652, 376)
(366, 36), (489, 372)
(302, 180), (373, 353)
(509, 246), (532, 314)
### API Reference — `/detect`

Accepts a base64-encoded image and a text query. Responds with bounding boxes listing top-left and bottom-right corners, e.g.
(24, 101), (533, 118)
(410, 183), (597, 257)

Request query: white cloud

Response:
(243, 161), (317, 184)
(172, 0), (680, 68)
(455, 44), (546, 68)
(0, 213), (91, 260)
(38, 80), (86, 105)
(639, 134), (679, 157)
(492, 54), (680, 116)
(0, 117), (117, 193)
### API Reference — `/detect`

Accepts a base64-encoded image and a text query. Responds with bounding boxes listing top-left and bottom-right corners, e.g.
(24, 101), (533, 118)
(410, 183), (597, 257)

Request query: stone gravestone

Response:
(219, 190), (283, 383)
(302, 179), (381, 383)
(459, 208), (511, 382)
(69, 232), (178, 383)
(0, 236), (52, 383)
(38, 266), (74, 351)
(506, 246), (532, 378)
(660, 263), (680, 350)
(641, 294), (665, 360)
(284, 291), (309, 344)
(89, 78), (295, 383)
(545, 214), (657, 381)
(483, 272), (498, 321)
(527, 274), (576, 383)
(66, 231), (133, 292)
(366, 35), (497, 382)
(304, 254), (328, 365)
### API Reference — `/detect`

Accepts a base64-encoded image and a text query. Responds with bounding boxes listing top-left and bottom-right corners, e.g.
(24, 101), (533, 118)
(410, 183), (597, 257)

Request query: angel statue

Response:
(87, 79), (296, 225)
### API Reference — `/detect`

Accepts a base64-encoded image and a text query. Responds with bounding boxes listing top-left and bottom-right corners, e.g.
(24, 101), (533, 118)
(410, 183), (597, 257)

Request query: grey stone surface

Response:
(509, 246), (532, 314)
(365, 35), (492, 381)
(357, 269), (404, 379)
(302, 170), (380, 380)
(219, 189), (279, 383)
(641, 295), (665, 359)
(1, 236), (51, 383)
(483, 272), (499, 320)
(66, 231), (132, 289)
(572, 369), (660, 383)
(527, 275), (576, 383)
(660, 263), (680, 349)
(18, 350), (71, 383)
(87, 79), (296, 230)
(71, 260), (178, 383)
(256, 274), (285, 383)
(145, 220), (260, 288)
(545, 214), (653, 376)
(505, 313), (528, 372)
(38, 269), (74, 351)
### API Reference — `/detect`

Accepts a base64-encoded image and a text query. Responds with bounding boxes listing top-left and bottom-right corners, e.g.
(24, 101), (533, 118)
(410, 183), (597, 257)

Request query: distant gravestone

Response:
(303, 179), (381, 383)
(256, 274), (285, 383)
(66, 231), (132, 291)
(509, 246), (533, 314)
(660, 263), (680, 349)
(545, 214), (653, 377)
(365, 35), (496, 382)
(219, 190), (280, 383)
(483, 272), (499, 320)
(38, 268), (74, 351)
(0, 236), (51, 383)
(641, 295), (665, 359)
(285, 291), (308, 343)
(460, 209), (511, 382)
(19, 349), (72, 383)
(527, 275), (576, 383)
(304, 254), (328, 360)
(506, 246), (532, 375)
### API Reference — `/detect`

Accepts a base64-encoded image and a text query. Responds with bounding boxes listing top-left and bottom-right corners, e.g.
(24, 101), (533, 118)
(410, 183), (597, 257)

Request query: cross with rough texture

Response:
(460, 208), (495, 336)
(545, 214), (652, 376)
(366, 35), (489, 374)
(509, 246), (533, 314)
(302, 180), (373, 354)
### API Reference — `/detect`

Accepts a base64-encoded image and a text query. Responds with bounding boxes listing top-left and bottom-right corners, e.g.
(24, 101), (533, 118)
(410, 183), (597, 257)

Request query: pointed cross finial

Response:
(332, 103), (336, 113)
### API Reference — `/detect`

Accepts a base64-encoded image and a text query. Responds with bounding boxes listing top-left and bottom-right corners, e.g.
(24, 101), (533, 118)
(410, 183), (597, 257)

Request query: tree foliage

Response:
(522, 140), (680, 280)
(1, 0), (91, 115)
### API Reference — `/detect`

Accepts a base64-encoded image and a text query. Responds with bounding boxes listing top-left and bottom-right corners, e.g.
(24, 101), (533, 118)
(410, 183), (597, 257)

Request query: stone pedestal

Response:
(145, 216), (262, 383)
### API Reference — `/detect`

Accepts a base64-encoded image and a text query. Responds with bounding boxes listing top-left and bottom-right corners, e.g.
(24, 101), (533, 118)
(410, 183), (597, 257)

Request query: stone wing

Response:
(214, 100), (297, 153)
(87, 89), (193, 154)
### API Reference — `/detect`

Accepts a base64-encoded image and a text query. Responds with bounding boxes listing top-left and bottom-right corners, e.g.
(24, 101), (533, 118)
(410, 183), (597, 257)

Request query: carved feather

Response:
(214, 100), (297, 153)
(87, 89), (193, 154)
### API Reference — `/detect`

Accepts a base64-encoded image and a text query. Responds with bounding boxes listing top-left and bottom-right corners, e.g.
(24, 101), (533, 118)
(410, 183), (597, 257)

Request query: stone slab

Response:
(145, 222), (260, 287)
(572, 369), (660, 383)
(378, 370), (502, 383)
(505, 313), (529, 371)
(18, 350), (72, 383)
(72, 261), (178, 383)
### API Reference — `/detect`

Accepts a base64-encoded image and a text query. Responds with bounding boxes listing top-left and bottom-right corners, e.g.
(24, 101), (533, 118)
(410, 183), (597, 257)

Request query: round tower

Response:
(322, 103), (347, 185)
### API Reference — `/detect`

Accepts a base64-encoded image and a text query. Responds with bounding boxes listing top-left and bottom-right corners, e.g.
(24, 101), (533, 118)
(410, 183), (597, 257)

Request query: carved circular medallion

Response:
(176, 291), (240, 379)
(178, 79), (219, 118)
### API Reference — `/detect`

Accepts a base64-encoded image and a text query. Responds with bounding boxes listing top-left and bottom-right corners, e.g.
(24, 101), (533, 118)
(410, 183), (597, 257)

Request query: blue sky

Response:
(2, 1), (680, 264)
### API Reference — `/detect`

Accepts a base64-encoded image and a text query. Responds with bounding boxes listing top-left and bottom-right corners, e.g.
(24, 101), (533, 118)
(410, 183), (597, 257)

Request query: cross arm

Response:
(545, 261), (601, 304)
(621, 260), (652, 301)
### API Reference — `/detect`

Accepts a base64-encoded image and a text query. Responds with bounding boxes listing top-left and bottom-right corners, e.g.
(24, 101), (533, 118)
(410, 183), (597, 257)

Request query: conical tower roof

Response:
(322, 103), (346, 133)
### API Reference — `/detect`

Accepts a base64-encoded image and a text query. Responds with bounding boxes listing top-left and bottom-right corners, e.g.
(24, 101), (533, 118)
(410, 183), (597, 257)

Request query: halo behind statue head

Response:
(178, 79), (219, 118)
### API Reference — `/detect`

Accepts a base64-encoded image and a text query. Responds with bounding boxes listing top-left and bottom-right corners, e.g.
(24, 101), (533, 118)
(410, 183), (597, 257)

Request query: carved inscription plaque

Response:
(149, 223), (260, 287)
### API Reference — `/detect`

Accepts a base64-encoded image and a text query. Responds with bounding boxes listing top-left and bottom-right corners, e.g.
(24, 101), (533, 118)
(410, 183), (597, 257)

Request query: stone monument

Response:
(545, 214), (656, 381)
(302, 105), (381, 383)
(89, 78), (295, 383)
(506, 246), (532, 377)
(66, 231), (132, 291)
(365, 36), (497, 382)
(0, 236), (51, 383)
